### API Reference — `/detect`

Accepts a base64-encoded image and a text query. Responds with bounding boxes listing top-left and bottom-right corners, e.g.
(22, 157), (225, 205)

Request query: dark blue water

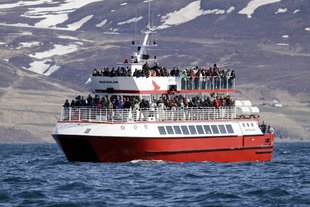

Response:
(0, 142), (309, 207)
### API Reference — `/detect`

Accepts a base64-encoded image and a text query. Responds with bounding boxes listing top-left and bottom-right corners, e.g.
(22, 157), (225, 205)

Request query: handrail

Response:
(60, 107), (237, 123)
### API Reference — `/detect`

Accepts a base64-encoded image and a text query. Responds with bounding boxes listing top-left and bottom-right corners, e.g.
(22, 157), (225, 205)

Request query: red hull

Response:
(53, 134), (274, 162)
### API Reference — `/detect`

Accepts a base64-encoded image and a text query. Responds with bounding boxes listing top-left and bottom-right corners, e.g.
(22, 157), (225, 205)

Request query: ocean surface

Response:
(0, 142), (309, 207)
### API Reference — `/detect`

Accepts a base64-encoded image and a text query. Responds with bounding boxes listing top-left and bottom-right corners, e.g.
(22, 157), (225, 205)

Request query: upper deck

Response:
(91, 75), (235, 95)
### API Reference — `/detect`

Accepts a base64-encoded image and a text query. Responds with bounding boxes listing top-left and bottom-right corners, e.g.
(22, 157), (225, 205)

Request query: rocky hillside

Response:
(0, 0), (309, 141)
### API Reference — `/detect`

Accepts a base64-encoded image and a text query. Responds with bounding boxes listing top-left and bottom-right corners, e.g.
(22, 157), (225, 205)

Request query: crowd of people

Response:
(63, 94), (234, 111)
(92, 64), (235, 80)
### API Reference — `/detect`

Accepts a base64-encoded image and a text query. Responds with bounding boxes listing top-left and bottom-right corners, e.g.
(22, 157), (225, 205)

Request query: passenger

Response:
(63, 99), (70, 108)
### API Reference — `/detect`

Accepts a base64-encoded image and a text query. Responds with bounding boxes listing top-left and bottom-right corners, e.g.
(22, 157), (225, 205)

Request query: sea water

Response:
(0, 142), (309, 207)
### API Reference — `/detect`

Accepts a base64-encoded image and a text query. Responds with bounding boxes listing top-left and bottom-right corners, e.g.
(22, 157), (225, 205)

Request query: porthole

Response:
(121, 125), (125, 130)
(134, 125), (138, 130)
(144, 125), (148, 129)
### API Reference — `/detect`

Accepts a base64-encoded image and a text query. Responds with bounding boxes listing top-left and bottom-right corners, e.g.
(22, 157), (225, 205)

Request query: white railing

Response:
(181, 77), (235, 90)
(60, 107), (236, 123)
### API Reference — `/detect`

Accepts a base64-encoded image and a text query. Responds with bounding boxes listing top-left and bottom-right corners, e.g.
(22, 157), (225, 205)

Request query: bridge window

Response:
(188, 125), (197, 135)
(158, 126), (166, 135)
(225, 124), (234, 133)
(203, 125), (212, 134)
(218, 125), (227, 134)
(211, 125), (219, 134)
(181, 126), (190, 135)
(165, 126), (174, 134)
(173, 126), (182, 134)
(196, 125), (205, 134)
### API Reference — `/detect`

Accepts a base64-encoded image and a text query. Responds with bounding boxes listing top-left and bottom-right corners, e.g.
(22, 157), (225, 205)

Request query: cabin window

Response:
(165, 126), (174, 134)
(181, 126), (190, 135)
(188, 125), (197, 135)
(158, 126), (166, 135)
(203, 125), (212, 134)
(218, 125), (227, 134)
(211, 125), (219, 134)
(173, 126), (182, 134)
(196, 125), (205, 134)
(225, 124), (234, 133)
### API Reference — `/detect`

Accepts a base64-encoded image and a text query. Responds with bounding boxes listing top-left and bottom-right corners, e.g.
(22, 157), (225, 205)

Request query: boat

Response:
(52, 24), (274, 162)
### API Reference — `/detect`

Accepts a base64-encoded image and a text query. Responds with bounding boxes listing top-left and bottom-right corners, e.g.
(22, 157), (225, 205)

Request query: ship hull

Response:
(53, 134), (274, 162)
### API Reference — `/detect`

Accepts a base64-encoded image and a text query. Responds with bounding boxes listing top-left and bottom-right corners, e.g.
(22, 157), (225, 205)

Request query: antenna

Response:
(148, 1), (151, 27)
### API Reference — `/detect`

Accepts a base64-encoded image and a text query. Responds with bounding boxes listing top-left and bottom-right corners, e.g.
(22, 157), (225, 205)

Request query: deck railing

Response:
(60, 107), (236, 123)
(181, 77), (235, 90)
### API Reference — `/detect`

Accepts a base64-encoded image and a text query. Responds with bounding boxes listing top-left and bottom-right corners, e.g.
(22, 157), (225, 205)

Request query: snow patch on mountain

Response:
(29, 44), (79, 59)
(117, 16), (143, 25)
(66, 15), (93, 31)
(96, 19), (108, 27)
(276, 43), (289, 46)
(226, 7), (235, 14)
(17, 42), (41, 49)
(157, 1), (203, 30)
(26, 59), (60, 76)
(275, 8), (287, 14)
(239, 0), (281, 18)
(156, 1), (237, 30)
(1, 0), (103, 30)
(0, 0), (53, 9)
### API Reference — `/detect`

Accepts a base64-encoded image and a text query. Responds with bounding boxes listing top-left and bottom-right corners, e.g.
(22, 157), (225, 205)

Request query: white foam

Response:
(305, 28), (310, 31)
(282, 35), (289, 38)
(0, 42), (5, 45)
(293, 9), (300, 14)
(120, 3), (127, 6)
(275, 8), (287, 14)
(29, 44), (78, 59)
(66, 15), (93, 31)
(239, 0), (281, 18)
(117, 16), (143, 25)
(96, 19), (107, 27)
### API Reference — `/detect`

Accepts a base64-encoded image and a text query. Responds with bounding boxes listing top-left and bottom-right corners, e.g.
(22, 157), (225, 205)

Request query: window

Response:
(251, 123), (254, 127)
(218, 125), (227, 134)
(158, 126), (166, 135)
(196, 125), (205, 134)
(188, 125), (197, 135)
(225, 124), (234, 133)
(242, 123), (246, 127)
(181, 126), (190, 135)
(203, 125), (212, 134)
(211, 125), (219, 134)
(173, 126), (182, 134)
(165, 126), (174, 134)
(247, 123), (250, 127)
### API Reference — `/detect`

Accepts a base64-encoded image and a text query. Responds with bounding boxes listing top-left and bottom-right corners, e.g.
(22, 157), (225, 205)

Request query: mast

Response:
(133, 1), (156, 63)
